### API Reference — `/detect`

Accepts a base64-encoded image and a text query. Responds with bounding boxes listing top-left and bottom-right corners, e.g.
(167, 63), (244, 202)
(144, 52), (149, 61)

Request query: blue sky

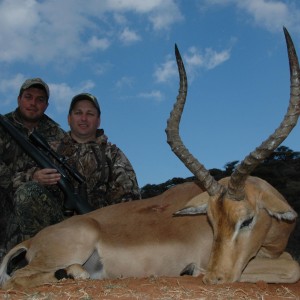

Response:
(0, 0), (300, 187)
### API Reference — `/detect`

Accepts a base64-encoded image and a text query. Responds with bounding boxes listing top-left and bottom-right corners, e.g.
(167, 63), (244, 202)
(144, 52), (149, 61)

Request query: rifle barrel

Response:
(0, 115), (93, 214)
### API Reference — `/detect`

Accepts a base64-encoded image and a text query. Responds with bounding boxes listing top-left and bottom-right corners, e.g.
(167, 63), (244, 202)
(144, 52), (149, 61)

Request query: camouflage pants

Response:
(0, 187), (12, 257)
(4, 182), (66, 252)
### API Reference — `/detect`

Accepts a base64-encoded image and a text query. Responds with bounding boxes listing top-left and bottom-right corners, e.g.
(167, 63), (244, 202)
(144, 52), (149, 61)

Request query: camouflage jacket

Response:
(50, 129), (141, 209)
(0, 109), (65, 194)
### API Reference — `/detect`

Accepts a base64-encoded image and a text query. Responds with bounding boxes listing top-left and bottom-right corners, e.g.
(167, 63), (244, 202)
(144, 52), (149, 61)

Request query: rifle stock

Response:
(0, 114), (93, 215)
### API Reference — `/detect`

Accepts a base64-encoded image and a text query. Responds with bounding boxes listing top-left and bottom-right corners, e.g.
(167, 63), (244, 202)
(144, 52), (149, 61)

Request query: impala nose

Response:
(203, 272), (230, 285)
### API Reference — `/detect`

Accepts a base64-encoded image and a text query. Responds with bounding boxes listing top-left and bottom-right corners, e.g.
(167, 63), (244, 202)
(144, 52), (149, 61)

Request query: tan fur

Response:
(0, 177), (298, 289)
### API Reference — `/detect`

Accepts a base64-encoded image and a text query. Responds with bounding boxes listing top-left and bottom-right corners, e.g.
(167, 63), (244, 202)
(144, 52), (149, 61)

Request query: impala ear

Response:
(259, 191), (297, 221)
(174, 192), (209, 216)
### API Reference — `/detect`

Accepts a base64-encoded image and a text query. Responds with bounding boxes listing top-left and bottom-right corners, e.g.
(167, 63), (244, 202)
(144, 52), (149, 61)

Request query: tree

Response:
(266, 146), (300, 162)
(223, 160), (239, 175)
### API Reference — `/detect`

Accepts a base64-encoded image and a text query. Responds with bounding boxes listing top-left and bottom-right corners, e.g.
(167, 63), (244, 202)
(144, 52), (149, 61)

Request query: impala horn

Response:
(227, 27), (300, 200)
(166, 44), (224, 197)
(166, 27), (300, 201)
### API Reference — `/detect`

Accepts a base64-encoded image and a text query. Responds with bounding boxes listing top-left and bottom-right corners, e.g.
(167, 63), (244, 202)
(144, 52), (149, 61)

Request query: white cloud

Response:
(113, 13), (128, 25)
(0, 74), (25, 94)
(88, 36), (111, 50)
(106, 0), (184, 30)
(0, 0), (183, 65)
(49, 80), (96, 113)
(119, 28), (141, 45)
(106, 0), (166, 12)
(49, 83), (75, 113)
(237, 0), (290, 32)
(115, 76), (135, 88)
(154, 45), (231, 83)
(148, 0), (184, 30)
(184, 47), (203, 67)
(154, 58), (177, 83)
(93, 62), (114, 75)
(138, 90), (164, 102)
(185, 47), (230, 70)
(0, 74), (26, 106)
(0, 0), (40, 62)
(201, 0), (300, 33)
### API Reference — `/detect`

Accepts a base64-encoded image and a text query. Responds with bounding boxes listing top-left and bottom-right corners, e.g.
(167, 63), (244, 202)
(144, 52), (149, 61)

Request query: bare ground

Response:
(1, 276), (300, 300)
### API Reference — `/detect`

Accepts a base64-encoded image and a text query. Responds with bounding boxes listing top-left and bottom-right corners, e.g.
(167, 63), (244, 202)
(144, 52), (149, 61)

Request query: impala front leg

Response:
(240, 252), (300, 283)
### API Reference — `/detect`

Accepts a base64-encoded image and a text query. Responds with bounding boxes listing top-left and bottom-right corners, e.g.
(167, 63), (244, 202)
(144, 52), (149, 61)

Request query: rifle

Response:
(0, 114), (93, 215)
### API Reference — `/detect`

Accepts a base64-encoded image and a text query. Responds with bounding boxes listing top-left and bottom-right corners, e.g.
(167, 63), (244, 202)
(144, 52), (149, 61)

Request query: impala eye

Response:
(240, 217), (254, 229)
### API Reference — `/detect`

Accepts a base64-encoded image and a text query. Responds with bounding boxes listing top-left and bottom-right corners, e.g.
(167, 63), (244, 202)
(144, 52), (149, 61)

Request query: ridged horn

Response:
(227, 27), (300, 201)
(166, 44), (224, 196)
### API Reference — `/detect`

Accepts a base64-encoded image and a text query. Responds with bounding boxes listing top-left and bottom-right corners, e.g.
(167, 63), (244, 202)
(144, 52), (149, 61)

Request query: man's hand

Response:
(32, 168), (61, 185)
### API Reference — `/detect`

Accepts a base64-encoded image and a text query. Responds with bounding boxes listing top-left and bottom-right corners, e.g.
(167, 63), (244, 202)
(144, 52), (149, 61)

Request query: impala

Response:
(1, 27), (300, 289)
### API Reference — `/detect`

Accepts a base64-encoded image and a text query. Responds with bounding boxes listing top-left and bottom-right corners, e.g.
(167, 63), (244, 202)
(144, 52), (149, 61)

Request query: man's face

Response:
(18, 87), (48, 123)
(68, 99), (100, 143)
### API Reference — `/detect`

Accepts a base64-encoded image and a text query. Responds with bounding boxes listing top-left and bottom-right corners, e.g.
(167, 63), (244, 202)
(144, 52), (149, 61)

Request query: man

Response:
(51, 93), (140, 209)
(3, 92), (140, 257)
(0, 78), (65, 257)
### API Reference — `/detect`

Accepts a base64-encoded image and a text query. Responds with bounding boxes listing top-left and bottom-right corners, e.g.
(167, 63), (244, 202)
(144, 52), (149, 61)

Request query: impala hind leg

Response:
(180, 263), (205, 277)
(55, 264), (90, 280)
(240, 252), (300, 283)
(3, 265), (59, 289)
(4, 264), (91, 290)
(180, 263), (196, 276)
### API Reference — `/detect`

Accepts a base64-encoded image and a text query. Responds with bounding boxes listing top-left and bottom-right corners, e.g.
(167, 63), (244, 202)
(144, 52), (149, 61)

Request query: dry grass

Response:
(0, 276), (299, 300)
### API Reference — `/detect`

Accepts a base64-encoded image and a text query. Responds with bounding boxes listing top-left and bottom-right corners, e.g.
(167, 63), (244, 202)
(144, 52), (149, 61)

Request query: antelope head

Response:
(166, 27), (300, 284)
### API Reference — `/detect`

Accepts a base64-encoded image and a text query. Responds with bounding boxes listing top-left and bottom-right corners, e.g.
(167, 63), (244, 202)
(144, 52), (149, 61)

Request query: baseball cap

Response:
(69, 93), (101, 115)
(20, 78), (50, 100)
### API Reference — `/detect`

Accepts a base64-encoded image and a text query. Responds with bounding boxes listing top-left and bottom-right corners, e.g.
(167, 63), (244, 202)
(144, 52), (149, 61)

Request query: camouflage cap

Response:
(69, 93), (101, 115)
(20, 78), (50, 100)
